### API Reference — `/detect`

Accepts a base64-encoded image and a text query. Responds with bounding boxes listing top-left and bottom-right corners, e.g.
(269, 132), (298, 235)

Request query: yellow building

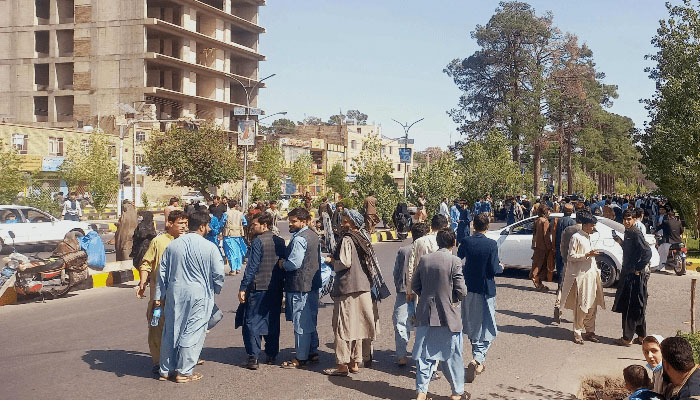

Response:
(0, 122), (180, 205)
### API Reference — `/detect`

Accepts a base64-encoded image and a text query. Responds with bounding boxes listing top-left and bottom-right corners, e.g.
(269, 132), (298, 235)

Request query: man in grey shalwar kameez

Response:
(457, 213), (502, 383)
(155, 211), (225, 383)
(412, 229), (468, 400)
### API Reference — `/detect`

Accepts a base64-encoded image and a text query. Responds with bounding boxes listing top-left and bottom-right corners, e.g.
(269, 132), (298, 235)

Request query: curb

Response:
(0, 268), (139, 306)
(370, 230), (410, 243)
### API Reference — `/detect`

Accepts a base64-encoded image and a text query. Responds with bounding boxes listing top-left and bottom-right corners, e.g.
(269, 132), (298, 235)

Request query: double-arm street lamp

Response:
(228, 73), (276, 210)
(391, 117), (424, 198)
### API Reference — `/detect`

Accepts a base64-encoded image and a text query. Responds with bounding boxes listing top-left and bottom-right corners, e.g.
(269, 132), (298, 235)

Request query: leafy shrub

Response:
(678, 331), (700, 363)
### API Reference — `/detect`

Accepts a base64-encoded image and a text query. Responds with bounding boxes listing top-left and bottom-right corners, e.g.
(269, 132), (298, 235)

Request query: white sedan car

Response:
(485, 213), (660, 288)
(0, 205), (92, 253)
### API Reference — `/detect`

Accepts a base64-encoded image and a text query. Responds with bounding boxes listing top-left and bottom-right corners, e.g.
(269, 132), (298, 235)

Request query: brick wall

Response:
(74, 5), (92, 23)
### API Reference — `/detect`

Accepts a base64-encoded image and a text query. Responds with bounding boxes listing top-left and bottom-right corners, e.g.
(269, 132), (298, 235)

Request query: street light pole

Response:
(229, 73), (276, 211)
(391, 117), (424, 198)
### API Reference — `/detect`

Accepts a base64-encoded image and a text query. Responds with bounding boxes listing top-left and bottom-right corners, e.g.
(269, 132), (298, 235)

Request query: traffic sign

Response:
(399, 148), (412, 163)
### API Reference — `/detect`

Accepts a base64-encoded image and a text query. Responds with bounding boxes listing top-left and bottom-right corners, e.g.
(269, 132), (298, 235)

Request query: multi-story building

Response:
(270, 123), (414, 196)
(0, 0), (265, 133)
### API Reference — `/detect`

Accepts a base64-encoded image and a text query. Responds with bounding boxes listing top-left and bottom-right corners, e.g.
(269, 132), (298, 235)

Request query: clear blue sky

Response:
(258, 1), (671, 151)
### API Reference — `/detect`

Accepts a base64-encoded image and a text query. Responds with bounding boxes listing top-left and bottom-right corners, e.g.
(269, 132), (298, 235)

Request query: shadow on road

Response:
(497, 309), (554, 326)
(326, 375), (417, 399)
(498, 324), (572, 342)
(82, 349), (153, 378)
(473, 383), (576, 399)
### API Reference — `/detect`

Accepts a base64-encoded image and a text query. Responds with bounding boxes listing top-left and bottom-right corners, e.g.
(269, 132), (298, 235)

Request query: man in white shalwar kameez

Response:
(561, 213), (605, 345)
(155, 211), (225, 383)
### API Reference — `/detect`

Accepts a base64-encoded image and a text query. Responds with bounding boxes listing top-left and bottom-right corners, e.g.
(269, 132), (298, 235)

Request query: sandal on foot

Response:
(573, 337), (584, 345)
(280, 358), (306, 369)
(196, 359), (204, 365)
(323, 368), (349, 376)
(175, 373), (203, 383)
(615, 338), (632, 347)
(397, 357), (408, 367)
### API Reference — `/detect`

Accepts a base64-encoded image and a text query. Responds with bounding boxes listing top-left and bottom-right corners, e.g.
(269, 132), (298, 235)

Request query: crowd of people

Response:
(104, 189), (699, 399)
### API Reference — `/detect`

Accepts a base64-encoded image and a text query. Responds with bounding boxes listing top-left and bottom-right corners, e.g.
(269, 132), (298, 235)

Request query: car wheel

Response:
(0, 239), (3, 254)
(596, 254), (618, 288)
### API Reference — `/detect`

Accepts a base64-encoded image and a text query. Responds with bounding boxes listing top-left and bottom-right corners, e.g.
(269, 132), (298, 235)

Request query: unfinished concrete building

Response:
(0, 0), (265, 132)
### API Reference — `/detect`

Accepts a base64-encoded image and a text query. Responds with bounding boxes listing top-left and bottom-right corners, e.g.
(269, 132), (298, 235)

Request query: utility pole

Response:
(392, 117), (424, 198)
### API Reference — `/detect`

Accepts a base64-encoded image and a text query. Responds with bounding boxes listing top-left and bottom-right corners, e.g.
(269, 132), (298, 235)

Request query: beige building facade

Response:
(0, 0), (265, 133)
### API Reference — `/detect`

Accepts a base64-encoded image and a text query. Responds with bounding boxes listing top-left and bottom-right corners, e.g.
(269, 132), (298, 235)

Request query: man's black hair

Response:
(431, 214), (448, 231)
(368, 191), (375, 196)
(188, 211), (210, 232)
(660, 336), (696, 373)
(288, 207), (310, 221)
(436, 229), (456, 249)
(169, 197), (179, 205)
(473, 213), (490, 232)
(411, 222), (430, 242)
(167, 210), (187, 223)
(622, 209), (634, 220)
(252, 211), (273, 228)
(634, 207), (644, 219)
(228, 199), (238, 208)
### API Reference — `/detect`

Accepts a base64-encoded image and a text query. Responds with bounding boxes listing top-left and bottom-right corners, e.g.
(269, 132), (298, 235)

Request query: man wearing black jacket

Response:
(612, 209), (653, 347)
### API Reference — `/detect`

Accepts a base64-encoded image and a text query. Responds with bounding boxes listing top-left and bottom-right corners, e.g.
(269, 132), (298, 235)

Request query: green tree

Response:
(346, 110), (368, 125)
(328, 114), (346, 125)
(269, 118), (296, 135)
(0, 141), (27, 204)
(640, 0), (700, 232)
(250, 180), (267, 202)
(60, 133), (119, 214)
(409, 153), (462, 219)
(289, 154), (313, 192)
(253, 142), (284, 199)
(143, 125), (241, 201)
(21, 183), (61, 217)
(351, 136), (402, 225)
(458, 130), (523, 204)
(326, 162), (348, 199)
(300, 116), (324, 126)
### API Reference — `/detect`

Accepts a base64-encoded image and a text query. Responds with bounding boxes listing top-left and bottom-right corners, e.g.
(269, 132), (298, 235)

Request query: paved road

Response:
(0, 223), (695, 400)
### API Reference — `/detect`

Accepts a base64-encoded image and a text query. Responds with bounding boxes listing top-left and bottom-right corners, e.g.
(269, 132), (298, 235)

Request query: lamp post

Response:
(229, 73), (276, 210)
(259, 111), (287, 121)
(391, 117), (423, 198)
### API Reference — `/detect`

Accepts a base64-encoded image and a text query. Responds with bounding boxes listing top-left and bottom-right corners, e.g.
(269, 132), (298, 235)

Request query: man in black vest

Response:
(280, 208), (322, 369)
(238, 212), (286, 370)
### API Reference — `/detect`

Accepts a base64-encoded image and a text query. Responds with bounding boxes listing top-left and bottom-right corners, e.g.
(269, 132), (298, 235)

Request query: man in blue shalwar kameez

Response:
(280, 208), (322, 369)
(238, 212), (286, 370)
(155, 211), (225, 383)
(457, 213), (502, 384)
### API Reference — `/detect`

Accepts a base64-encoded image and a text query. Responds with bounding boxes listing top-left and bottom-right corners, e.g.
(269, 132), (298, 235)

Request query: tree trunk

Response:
(566, 130), (574, 194)
(533, 142), (541, 196)
(557, 125), (563, 197)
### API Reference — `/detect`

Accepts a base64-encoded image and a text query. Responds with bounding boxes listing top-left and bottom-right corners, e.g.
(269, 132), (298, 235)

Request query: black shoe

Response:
(151, 365), (160, 376)
(264, 355), (276, 365)
(242, 357), (259, 370)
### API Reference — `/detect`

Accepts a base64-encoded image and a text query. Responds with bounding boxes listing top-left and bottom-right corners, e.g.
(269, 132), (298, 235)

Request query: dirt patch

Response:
(579, 375), (628, 399)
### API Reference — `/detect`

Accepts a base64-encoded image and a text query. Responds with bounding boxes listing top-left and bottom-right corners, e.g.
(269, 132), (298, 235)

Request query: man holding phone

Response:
(560, 213), (606, 345)
(612, 209), (653, 346)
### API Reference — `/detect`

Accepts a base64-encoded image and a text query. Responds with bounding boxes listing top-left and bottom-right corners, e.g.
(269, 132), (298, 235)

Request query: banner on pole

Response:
(399, 148), (412, 163)
(238, 120), (257, 146)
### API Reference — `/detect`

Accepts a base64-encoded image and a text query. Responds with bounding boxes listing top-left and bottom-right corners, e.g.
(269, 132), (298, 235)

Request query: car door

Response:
(498, 217), (536, 267)
(21, 208), (60, 244)
(0, 208), (31, 244)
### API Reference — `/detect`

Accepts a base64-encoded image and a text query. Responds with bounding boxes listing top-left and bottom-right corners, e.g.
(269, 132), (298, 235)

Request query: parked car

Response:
(0, 205), (92, 253)
(181, 191), (205, 204)
(484, 213), (660, 288)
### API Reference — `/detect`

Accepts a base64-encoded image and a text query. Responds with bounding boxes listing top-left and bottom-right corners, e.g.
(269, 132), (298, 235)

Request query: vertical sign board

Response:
(238, 120), (257, 146)
(399, 148), (412, 164)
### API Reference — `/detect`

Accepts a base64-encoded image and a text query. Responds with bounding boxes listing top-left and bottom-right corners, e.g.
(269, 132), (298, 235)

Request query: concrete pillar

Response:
(183, 71), (196, 96)
(182, 102), (196, 119)
(223, 0), (232, 15)
(182, 6), (196, 31)
(215, 18), (224, 41)
(163, 38), (172, 56)
(48, 95), (56, 122)
(215, 48), (224, 72)
(48, 63), (57, 90)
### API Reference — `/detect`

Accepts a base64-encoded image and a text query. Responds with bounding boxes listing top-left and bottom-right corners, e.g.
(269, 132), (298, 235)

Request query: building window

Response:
(48, 137), (64, 156)
(389, 146), (393, 155)
(135, 131), (147, 142)
(381, 146), (386, 155)
(108, 145), (117, 159)
(12, 134), (28, 154)
(135, 154), (144, 165)
(357, 128), (361, 134)
(351, 140), (357, 150)
(397, 163), (401, 171)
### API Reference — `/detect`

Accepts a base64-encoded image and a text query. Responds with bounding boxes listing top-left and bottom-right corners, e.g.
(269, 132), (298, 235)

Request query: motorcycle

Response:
(3, 230), (90, 301)
(655, 233), (687, 276)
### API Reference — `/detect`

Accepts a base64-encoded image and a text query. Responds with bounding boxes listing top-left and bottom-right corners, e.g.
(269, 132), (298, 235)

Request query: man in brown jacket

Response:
(530, 204), (551, 291)
(363, 191), (379, 234)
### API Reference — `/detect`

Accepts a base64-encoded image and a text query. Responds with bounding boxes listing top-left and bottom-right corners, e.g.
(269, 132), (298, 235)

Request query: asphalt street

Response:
(0, 221), (696, 400)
